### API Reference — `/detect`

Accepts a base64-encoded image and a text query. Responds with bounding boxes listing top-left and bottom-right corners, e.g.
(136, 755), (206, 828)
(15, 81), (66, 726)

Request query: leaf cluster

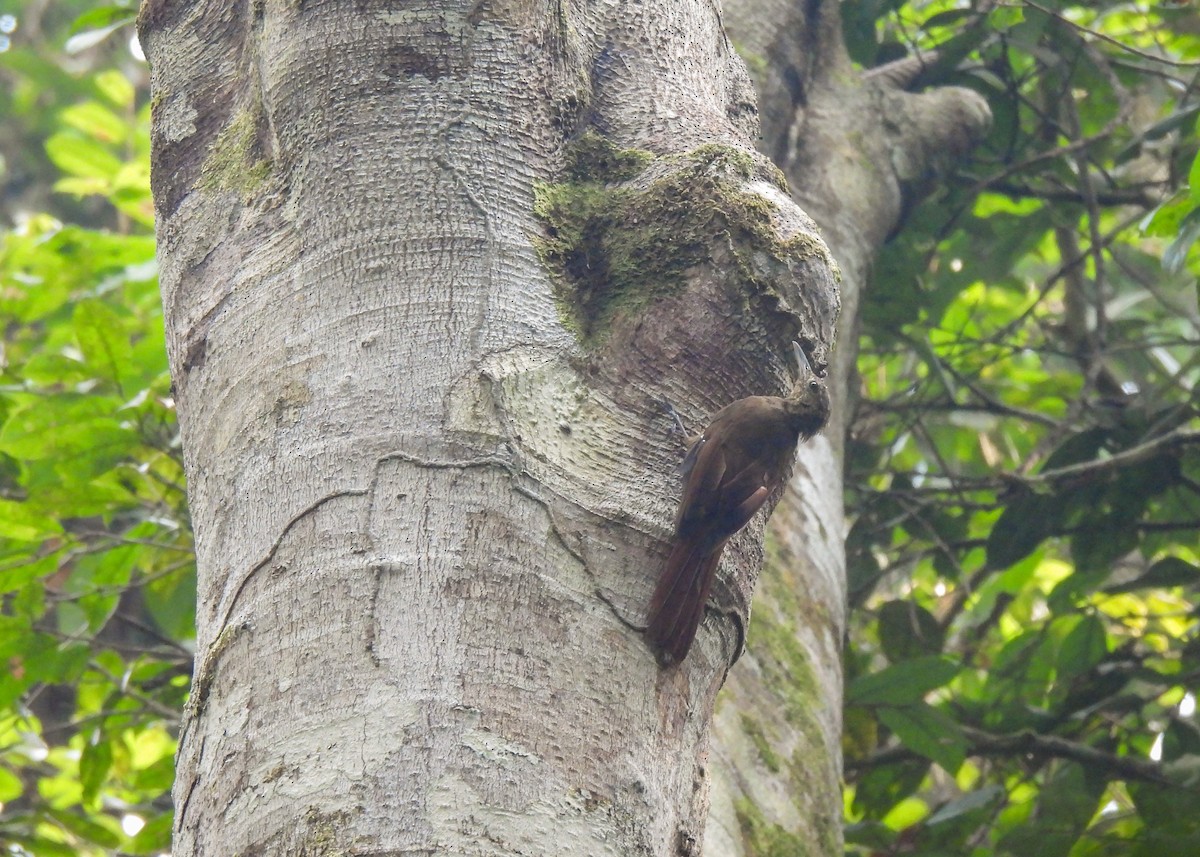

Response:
(1, 3), (186, 855)
(843, 2), (1200, 855)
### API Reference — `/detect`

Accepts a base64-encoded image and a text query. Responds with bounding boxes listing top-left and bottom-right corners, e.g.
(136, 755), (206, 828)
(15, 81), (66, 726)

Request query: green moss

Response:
(741, 713), (782, 773)
(752, 533), (843, 840)
(746, 532), (828, 760)
(533, 135), (802, 345)
(748, 607), (820, 733)
(735, 798), (813, 857)
(201, 106), (272, 198)
(690, 142), (789, 194)
(564, 130), (654, 183)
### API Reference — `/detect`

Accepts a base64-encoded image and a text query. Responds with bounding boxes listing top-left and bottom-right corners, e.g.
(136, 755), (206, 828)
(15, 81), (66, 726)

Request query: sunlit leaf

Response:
(45, 132), (123, 179)
(0, 499), (64, 542)
(60, 101), (128, 145)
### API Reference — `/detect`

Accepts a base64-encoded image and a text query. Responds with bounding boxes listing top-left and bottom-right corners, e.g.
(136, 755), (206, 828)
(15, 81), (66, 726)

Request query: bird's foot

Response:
(658, 397), (688, 437)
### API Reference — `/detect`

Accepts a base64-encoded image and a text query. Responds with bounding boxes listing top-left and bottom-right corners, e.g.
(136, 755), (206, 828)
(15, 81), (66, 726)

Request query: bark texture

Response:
(141, 0), (851, 854)
(704, 2), (991, 854)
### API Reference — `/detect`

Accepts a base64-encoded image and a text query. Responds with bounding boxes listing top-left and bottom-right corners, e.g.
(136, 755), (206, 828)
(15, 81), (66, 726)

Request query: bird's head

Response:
(785, 341), (831, 438)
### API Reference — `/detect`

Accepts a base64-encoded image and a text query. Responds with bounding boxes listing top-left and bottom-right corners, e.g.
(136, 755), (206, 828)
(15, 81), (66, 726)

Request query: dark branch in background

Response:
(993, 181), (1163, 208)
(846, 724), (1181, 788)
(1024, 425), (1200, 486)
(852, 421), (1200, 494)
(897, 331), (1063, 429)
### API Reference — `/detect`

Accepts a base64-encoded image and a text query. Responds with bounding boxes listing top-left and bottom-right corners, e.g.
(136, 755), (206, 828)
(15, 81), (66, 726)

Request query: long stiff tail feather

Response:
(645, 537), (727, 664)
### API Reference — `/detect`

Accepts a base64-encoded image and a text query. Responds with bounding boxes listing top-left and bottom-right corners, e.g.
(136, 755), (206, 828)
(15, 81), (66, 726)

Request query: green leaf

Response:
(1189, 148), (1200, 203)
(1056, 614), (1108, 681)
(94, 69), (136, 108)
(54, 175), (111, 197)
(144, 563), (197, 639)
(0, 499), (64, 542)
(878, 703), (968, 772)
(79, 737), (113, 806)
(128, 812), (173, 854)
(1130, 780), (1200, 836)
(988, 5), (1025, 29)
(843, 820), (895, 848)
(60, 101), (128, 145)
(69, 5), (136, 36)
(64, 17), (134, 55)
(45, 132), (123, 179)
(852, 758), (931, 820)
(0, 401), (136, 475)
(74, 299), (133, 388)
(1142, 194), (1190, 238)
(1107, 557), (1200, 594)
(0, 766), (22, 802)
(1070, 521), (1139, 577)
(47, 807), (121, 848)
(926, 784), (1005, 826)
(847, 656), (961, 706)
(1164, 209), (1200, 275)
(19, 352), (92, 386)
(985, 492), (1058, 570)
(0, 553), (61, 594)
(878, 600), (945, 662)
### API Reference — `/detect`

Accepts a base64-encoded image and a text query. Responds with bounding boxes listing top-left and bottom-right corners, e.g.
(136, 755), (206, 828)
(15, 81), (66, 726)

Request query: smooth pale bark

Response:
(140, 0), (844, 854)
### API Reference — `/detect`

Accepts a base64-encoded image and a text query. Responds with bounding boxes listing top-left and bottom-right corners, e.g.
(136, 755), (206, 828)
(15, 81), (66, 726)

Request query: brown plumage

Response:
(645, 345), (831, 665)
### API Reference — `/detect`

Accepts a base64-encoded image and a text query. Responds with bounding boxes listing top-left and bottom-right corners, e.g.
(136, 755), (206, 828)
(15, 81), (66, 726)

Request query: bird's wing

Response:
(675, 432), (725, 534)
(675, 434), (771, 541)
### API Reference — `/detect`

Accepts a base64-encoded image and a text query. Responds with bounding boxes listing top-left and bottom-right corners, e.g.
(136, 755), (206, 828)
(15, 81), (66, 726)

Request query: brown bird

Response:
(645, 343), (831, 664)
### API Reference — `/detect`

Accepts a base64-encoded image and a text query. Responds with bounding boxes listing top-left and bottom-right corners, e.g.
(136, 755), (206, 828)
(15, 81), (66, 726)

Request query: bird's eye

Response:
(809, 380), (820, 392)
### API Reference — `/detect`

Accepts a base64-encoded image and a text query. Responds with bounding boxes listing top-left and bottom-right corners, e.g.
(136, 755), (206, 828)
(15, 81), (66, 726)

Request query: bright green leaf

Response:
(74, 299), (133, 388)
(45, 132), (123, 179)
(60, 101), (129, 145)
(0, 499), (64, 542)
(94, 69), (136, 108)
(0, 766), (22, 802)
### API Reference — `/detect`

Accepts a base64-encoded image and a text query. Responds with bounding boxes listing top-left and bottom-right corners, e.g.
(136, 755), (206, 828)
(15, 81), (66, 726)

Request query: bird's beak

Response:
(792, 341), (813, 378)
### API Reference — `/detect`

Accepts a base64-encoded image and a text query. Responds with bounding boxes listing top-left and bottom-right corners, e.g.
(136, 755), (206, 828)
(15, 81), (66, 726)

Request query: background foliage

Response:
(0, 1), (1197, 855)
(841, 2), (1200, 856)
(1, 2), (188, 854)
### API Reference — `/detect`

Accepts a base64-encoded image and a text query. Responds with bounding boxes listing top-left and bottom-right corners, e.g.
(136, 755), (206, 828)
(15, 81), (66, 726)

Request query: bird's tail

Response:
(645, 537), (725, 664)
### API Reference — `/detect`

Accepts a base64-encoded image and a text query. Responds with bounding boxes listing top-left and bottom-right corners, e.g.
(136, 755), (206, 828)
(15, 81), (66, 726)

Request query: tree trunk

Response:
(704, 3), (990, 853)
(139, 0), (987, 854)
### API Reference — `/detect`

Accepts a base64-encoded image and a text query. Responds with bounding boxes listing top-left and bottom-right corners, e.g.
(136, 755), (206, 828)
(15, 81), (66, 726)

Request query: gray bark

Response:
(139, 0), (987, 853)
(705, 3), (990, 854)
